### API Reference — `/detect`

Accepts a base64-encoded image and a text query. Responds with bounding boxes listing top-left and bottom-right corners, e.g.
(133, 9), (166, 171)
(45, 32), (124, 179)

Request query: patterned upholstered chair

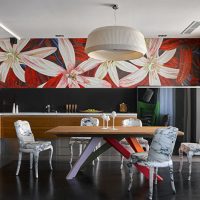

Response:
(179, 142), (200, 180)
(69, 117), (99, 164)
(14, 120), (53, 178)
(120, 118), (149, 169)
(127, 126), (178, 200)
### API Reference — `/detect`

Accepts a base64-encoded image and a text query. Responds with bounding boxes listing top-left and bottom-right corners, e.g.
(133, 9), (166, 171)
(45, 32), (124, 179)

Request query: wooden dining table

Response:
(46, 126), (184, 180)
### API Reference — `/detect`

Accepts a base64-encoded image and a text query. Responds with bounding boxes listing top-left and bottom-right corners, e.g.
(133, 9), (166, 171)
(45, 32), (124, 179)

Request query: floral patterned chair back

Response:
(122, 118), (142, 127)
(80, 117), (99, 127)
(147, 126), (178, 162)
(14, 120), (35, 148)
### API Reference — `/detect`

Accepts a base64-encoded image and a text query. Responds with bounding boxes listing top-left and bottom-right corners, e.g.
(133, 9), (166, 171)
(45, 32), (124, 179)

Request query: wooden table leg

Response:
(66, 137), (102, 180)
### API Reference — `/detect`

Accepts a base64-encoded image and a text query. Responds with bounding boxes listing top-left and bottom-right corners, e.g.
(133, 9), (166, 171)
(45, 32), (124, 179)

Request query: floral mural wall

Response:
(0, 38), (199, 88)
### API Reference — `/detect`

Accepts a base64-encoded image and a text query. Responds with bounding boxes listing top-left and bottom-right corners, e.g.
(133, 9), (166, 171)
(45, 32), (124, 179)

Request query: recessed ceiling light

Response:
(0, 23), (21, 40)
(55, 34), (64, 37)
(158, 35), (167, 37)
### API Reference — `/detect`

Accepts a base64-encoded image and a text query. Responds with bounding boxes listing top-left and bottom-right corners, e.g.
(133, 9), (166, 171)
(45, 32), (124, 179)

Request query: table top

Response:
(46, 126), (184, 137)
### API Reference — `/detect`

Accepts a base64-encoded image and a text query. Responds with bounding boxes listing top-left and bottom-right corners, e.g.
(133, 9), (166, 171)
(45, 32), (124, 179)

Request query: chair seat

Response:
(130, 152), (148, 162)
(69, 137), (91, 144)
(180, 143), (200, 155)
(130, 152), (173, 167)
(23, 141), (52, 151)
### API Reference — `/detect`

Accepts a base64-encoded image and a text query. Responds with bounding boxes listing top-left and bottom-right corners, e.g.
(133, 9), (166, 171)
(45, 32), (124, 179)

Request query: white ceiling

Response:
(0, 0), (200, 38)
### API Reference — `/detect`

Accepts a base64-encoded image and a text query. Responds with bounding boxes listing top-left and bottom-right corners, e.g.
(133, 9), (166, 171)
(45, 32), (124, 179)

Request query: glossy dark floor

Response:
(0, 160), (200, 200)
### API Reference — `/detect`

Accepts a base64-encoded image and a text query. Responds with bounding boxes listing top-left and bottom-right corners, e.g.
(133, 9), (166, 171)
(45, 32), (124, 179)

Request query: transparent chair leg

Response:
(49, 146), (53, 170)
(79, 144), (83, 156)
(146, 144), (150, 152)
(149, 167), (154, 200)
(92, 145), (95, 165)
(169, 164), (176, 194)
(69, 144), (73, 164)
(30, 153), (33, 169)
(154, 167), (158, 184)
(34, 152), (39, 178)
(16, 152), (22, 176)
(120, 155), (124, 169)
(187, 151), (193, 181)
(127, 163), (134, 191)
(96, 145), (99, 161)
(179, 148), (183, 172)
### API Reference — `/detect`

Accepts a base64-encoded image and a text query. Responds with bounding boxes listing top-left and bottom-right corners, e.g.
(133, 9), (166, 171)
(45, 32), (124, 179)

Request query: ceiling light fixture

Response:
(0, 23), (21, 40)
(85, 4), (147, 61)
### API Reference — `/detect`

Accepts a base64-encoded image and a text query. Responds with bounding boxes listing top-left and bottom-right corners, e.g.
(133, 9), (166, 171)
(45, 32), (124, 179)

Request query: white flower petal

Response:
(129, 57), (147, 67)
(37, 82), (46, 88)
(21, 47), (57, 58)
(76, 58), (101, 75)
(0, 52), (7, 62)
(146, 38), (163, 58)
(0, 62), (10, 82)
(68, 78), (80, 88)
(158, 66), (179, 79)
(56, 75), (68, 88)
(119, 67), (148, 87)
(58, 38), (75, 70)
(116, 61), (138, 73)
(158, 49), (176, 65)
(108, 64), (119, 87)
(12, 61), (25, 82)
(149, 70), (161, 86)
(0, 40), (12, 52)
(95, 63), (108, 79)
(14, 39), (29, 53)
(77, 76), (111, 88)
(21, 55), (64, 77)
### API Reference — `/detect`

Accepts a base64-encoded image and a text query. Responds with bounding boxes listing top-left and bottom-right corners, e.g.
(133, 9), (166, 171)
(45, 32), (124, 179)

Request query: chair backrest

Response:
(122, 118), (142, 127)
(14, 120), (35, 147)
(147, 126), (178, 162)
(80, 117), (99, 126)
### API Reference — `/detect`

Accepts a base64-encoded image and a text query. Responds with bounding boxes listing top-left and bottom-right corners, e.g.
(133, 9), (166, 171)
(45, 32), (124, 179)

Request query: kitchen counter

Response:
(0, 112), (137, 117)
(0, 113), (137, 138)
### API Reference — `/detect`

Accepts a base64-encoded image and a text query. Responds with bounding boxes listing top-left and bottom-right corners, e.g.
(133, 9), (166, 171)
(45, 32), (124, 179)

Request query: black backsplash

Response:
(0, 89), (137, 113)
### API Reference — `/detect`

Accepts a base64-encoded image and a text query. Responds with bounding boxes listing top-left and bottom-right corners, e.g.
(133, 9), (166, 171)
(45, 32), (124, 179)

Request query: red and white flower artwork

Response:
(0, 38), (199, 88)
(120, 39), (179, 87)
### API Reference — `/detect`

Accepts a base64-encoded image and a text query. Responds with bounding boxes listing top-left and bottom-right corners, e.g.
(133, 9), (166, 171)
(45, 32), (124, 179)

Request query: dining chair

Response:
(120, 118), (149, 169)
(127, 126), (178, 200)
(14, 120), (53, 178)
(69, 117), (99, 164)
(179, 142), (200, 180)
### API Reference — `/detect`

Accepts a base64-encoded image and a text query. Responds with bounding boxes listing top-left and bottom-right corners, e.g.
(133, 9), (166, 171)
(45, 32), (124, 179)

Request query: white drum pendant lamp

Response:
(85, 4), (147, 61)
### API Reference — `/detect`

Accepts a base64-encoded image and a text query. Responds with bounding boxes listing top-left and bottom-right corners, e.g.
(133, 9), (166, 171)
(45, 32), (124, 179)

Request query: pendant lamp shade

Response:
(85, 26), (147, 61)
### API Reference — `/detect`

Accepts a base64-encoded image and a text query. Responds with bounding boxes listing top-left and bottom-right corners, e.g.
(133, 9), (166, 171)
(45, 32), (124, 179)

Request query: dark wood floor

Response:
(0, 160), (200, 200)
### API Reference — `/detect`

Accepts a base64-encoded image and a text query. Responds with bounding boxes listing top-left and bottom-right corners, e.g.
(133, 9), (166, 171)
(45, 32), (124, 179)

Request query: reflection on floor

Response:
(0, 161), (200, 200)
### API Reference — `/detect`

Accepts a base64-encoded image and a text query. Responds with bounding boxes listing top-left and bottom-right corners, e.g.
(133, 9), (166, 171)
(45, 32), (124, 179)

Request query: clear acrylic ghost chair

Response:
(69, 117), (100, 164)
(14, 120), (53, 178)
(127, 126), (178, 200)
(120, 118), (149, 169)
(179, 142), (200, 180)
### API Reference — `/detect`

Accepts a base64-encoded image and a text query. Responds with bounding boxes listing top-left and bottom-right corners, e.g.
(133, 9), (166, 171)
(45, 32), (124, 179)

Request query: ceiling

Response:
(0, 0), (200, 38)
